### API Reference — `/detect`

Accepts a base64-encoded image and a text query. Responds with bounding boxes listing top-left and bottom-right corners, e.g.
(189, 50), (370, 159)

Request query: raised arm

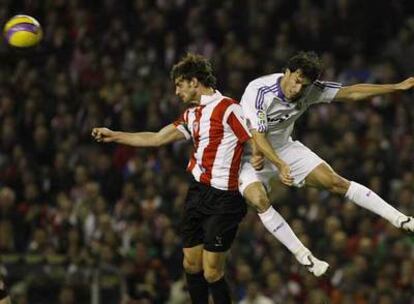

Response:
(334, 77), (414, 102)
(91, 124), (186, 147)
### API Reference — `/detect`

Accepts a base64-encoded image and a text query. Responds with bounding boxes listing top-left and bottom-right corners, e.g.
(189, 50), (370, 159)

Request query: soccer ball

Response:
(3, 15), (42, 48)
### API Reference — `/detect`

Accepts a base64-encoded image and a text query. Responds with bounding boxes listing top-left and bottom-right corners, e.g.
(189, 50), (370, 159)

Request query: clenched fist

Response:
(91, 127), (116, 143)
(395, 77), (414, 91)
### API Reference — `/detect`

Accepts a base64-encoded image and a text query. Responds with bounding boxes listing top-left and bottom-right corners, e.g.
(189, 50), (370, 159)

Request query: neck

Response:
(193, 87), (215, 104)
(280, 74), (288, 97)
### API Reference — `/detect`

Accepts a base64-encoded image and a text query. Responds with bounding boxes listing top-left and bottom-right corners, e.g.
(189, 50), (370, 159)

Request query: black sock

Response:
(185, 272), (209, 304)
(209, 276), (231, 304)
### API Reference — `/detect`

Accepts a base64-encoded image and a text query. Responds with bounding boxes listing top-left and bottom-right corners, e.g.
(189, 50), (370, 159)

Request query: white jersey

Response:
(240, 73), (341, 150)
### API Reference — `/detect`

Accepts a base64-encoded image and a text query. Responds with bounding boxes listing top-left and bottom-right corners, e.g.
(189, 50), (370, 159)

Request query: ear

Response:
(190, 77), (199, 87)
(284, 68), (291, 77)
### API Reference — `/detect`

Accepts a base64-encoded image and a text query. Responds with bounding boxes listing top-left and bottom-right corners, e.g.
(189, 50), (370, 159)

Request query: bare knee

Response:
(203, 265), (224, 283)
(244, 183), (271, 213)
(183, 255), (203, 274)
(328, 174), (350, 195)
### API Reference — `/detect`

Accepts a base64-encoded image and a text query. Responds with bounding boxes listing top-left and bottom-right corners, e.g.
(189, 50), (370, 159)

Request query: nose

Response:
(175, 87), (180, 95)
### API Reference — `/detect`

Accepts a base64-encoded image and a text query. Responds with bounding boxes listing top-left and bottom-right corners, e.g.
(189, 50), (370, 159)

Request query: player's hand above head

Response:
(91, 127), (116, 143)
(278, 162), (294, 186)
(250, 154), (265, 171)
(395, 77), (414, 91)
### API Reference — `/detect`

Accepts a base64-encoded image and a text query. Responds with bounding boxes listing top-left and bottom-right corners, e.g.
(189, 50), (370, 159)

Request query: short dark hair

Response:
(285, 51), (322, 82)
(170, 53), (217, 88)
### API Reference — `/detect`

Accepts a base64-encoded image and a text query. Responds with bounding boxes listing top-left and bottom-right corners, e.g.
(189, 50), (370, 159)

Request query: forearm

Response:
(113, 131), (160, 147)
(249, 138), (263, 156)
(253, 134), (284, 168)
(337, 83), (398, 101)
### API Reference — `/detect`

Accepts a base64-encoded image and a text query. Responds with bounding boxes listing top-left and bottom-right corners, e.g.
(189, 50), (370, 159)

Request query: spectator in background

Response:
(0, 1), (413, 303)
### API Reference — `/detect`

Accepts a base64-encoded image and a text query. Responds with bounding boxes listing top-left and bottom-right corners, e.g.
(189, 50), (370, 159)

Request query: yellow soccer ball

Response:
(3, 15), (42, 48)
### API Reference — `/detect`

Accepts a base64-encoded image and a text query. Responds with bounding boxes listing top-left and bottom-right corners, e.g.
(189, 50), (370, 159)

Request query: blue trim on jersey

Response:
(276, 76), (288, 103)
(255, 82), (279, 110)
(255, 75), (288, 110)
(314, 80), (341, 89)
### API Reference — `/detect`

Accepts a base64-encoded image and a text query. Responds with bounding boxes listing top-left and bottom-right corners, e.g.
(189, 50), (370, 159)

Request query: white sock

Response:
(345, 181), (406, 227)
(258, 206), (307, 256)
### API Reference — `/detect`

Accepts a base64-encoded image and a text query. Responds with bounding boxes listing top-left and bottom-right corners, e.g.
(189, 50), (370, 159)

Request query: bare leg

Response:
(306, 163), (413, 231)
(203, 250), (231, 304)
(183, 245), (208, 304)
(243, 181), (329, 276)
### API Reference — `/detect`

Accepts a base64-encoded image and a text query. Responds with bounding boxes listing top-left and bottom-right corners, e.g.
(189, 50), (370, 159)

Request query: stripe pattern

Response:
(174, 94), (251, 191)
(314, 80), (341, 90)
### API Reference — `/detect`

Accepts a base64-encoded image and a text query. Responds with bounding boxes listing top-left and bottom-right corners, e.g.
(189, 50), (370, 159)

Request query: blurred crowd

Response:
(0, 0), (413, 303)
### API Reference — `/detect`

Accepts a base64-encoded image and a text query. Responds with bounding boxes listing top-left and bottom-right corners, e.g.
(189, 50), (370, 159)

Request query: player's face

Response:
(175, 77), (197, 104)
(283, 69), (312, 100)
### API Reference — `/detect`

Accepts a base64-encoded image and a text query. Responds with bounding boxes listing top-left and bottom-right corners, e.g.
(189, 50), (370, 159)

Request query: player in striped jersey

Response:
(92, 53), (251, 304)
(239, 51), (414, 273)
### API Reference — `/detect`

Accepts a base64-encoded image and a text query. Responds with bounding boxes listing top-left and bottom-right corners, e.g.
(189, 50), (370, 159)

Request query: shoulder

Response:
(212, 98), (242, 119)
(247, 73), (283, 89)
(314, 80), (342, 90)
(218, 96), (239, 106)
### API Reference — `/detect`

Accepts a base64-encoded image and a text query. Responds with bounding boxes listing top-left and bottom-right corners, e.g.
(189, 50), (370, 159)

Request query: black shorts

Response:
(180, 180), (247, 252)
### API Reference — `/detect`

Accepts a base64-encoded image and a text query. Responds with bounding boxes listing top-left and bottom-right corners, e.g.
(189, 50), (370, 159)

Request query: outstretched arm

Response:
(334, 77), (414, 102)
(91, 124), (186, 147)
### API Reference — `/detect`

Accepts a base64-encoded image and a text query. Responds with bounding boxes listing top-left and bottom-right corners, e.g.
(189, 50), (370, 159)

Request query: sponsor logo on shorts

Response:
(214, 236), (223, 247)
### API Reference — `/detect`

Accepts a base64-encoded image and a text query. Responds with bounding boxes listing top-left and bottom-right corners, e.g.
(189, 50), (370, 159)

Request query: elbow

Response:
(153, 135), (163, 147)
(349, 92), (363, 101)
(153, 139), (162, 147)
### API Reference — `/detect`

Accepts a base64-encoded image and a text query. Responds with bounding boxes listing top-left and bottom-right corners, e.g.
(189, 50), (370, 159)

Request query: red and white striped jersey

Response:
(174, 91), (251, 191)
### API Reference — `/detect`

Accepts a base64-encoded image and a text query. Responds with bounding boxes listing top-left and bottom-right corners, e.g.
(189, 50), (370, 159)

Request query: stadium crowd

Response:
(0, 0), (413, 303)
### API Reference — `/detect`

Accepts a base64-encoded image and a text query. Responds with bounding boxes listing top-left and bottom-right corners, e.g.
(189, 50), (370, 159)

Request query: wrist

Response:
(272, 158), (284, 168)
(112, 131), (121, 142)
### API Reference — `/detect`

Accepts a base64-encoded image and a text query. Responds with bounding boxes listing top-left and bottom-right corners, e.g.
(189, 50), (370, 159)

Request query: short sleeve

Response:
(311, 80), (342, 104)
(240, 86), (269, 133)
(173, 110), (191, 140)
(226, 104), (251, 143)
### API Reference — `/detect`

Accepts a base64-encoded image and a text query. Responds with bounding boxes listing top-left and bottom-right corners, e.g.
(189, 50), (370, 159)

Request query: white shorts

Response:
(239, 140), (325, 194)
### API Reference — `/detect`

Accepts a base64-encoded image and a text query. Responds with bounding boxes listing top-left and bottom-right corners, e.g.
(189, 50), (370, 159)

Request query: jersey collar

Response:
(276, 76), (289, 103)
(200, 90), (222, 106)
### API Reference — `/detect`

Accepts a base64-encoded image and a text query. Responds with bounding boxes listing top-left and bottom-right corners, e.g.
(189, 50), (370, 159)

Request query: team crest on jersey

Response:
(256, 110), (266, 123)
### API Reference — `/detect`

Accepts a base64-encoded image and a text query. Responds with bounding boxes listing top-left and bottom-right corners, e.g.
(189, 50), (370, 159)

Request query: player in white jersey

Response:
(239, 51), (414, 274)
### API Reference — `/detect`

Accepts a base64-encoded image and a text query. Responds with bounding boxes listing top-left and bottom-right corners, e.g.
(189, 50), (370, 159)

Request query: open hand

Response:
(91, 127), (116, 143)
(395, 77), (414, 91)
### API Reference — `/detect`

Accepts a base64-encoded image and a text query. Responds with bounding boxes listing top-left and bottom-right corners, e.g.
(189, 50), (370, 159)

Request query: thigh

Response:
(183, 244), (204, 273)
(239, 158), (275, 194)
(278, 140), (326, 187)
(202, 249), (227, 273)
(180, 183), (205, 249)
(305, 162), (349, 193)
(203, 212), (244, 252)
